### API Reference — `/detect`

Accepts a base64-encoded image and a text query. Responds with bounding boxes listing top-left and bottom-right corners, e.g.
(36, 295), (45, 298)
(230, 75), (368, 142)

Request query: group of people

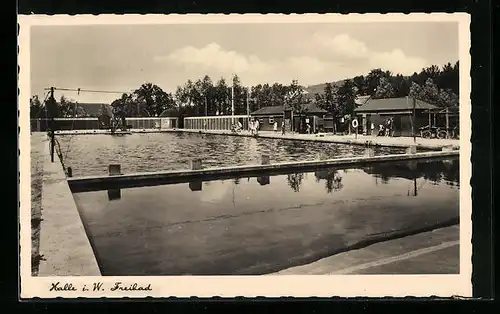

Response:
(272, 120), (287, 135)
(231, 120), (243, 133)
(233, 118), (289, 136)
(249, 118), (260, 135)
(372, 117), (394, 137)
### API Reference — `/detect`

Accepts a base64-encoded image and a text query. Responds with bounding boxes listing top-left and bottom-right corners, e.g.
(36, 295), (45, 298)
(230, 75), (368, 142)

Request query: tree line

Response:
(30, 61), (459, 119)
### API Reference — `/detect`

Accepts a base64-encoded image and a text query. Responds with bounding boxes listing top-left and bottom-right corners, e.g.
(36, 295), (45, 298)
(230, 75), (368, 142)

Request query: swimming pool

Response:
(73, 158), (459, 275)
(57, 132), (408, 177)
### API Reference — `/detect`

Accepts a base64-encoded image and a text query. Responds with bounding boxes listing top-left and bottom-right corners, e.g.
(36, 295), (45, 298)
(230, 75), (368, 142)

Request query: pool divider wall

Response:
(38, 135), (101, 276)
(68, 150), (459, 193)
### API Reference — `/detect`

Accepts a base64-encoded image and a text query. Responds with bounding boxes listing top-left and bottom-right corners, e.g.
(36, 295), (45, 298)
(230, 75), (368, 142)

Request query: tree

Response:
(316, 82), (339, 133)
(352, 75), (366, 95)
(436, 61), (459, 95)
(408, 81), (422, 99)
(394, 76), (411, 97)
(336, 79), (357, 118)
(232, 74), (247, 115)
(30, 95), (43, 119)
(59, 96), (83, 117)
(285, 80), (307, 132)
(44, 92), (59, 120)
(415, 78), (441, 106)
(214, 78), (230, 115)
(374, 77), (396, 99)
(267, 83), (287, 107)
(409, 79), (458, 109)
(423, 65), (441, 81)
(249, 83), (273, 112)
(438, 88), (459, 108)
(111, 93), (138, 117)
(365, 69), (388, 97)
(134, 83), (171, 117)
(200, 75), (215, 115)
(175, 81), (193, 114)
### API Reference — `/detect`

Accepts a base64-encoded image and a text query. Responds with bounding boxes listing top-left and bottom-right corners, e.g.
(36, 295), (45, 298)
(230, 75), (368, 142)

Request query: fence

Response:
(125, 117), (178, 130)
(30, 117), (178, 132)
(184, 115), (250, 131)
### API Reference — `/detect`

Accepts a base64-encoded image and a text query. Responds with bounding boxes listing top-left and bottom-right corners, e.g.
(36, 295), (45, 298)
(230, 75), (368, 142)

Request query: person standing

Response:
(255, 119), (260, 135)
(378, 123), (384, 136)
(281, 120), (286, 135)
(388, 117), (394, 137)
(273, 121), (278, 133)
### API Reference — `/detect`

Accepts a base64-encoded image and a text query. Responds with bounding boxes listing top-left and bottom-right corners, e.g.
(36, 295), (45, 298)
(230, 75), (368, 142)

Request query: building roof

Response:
(354, 95), (371, 106)
(159, 108), (180, 117)
(354, 97), (438, 113)
(251, 106), (284, 115)
(251, 103), (327, 116)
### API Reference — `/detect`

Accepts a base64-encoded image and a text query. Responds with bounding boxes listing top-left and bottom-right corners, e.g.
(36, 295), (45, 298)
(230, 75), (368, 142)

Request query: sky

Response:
(30, 22), (459, 103)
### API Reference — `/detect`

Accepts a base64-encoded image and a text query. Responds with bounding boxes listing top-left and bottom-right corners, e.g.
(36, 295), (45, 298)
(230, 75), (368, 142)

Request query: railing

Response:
(184, 115), (250, 131)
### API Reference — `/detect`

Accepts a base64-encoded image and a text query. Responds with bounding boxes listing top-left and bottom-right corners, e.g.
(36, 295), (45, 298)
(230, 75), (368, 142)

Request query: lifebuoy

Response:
(352, 119), (359, 128)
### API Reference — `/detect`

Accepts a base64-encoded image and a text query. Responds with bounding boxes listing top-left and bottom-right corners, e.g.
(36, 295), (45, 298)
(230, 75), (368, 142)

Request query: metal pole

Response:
(413, 97), (416, 143)
(246, 87), (250, 130)
(231, 85), (234, 124)
(445, 107), (449, 138)
(50, 130), (55, 162)
(246, 87), (250, 118)
(49, 87), (55, 163)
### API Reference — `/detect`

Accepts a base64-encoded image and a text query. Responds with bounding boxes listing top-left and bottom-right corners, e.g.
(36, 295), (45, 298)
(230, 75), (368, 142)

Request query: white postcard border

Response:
(18, 13), (473, 298)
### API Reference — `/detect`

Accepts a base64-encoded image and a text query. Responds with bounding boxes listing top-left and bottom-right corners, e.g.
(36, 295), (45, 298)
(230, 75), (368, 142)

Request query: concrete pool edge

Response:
(38, 135), (101, 276)
(269, 224), (460, 275)
(67, 150), (459, 192)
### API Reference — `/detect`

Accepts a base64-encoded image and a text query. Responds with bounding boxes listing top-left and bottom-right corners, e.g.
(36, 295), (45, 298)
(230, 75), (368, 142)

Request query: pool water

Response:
(73, 158), (460, 275)
(57, 132), (407, 177)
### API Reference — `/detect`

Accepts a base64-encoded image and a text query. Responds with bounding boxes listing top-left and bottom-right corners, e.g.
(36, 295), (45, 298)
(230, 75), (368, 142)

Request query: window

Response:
(269, 117), (274, 124)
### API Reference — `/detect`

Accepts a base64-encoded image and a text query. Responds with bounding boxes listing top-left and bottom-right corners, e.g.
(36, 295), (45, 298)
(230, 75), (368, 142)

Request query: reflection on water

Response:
(286, 173), (304, 192)
(75, 158), (460, 275)
(314, 169), (344, 193)
(365, 158), (460, 188)
(281, 158), (459, 194)
(107, 188), (121, 201)
(58, 132), (406, 177)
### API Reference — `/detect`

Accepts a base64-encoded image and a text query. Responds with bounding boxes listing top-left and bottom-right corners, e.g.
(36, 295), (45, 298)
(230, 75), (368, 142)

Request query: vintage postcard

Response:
(18, 13), (472, 298)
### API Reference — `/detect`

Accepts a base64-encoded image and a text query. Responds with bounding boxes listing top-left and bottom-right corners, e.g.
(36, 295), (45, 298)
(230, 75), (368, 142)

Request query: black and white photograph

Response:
(18, 13), (472, 298)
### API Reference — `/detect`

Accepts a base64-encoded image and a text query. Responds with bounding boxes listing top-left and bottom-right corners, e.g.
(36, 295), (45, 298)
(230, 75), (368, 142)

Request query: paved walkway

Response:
(36, 132), (101, 276)
(180, 129), (460, 150)
(270, 225), (459, 275)
(30, 133), (47, 276)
